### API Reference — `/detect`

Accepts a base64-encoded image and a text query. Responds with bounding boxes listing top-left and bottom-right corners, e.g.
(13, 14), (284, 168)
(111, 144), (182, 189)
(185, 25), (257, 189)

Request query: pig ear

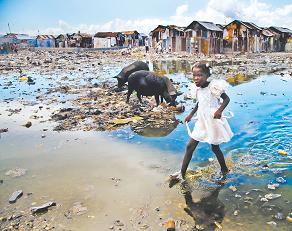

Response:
(175, 91), (183, 96)
(113, 76), (118, 79)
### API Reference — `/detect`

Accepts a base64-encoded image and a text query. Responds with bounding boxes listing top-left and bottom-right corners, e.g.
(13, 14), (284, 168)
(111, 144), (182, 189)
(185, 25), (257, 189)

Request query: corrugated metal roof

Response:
(262, 29), (275, 37)
(186, 21), (223, 32)
(122, 31), (139, 35)
(37, 35), (55, 39)
(270, 26), (292, 34)
(94, 32), (119, 38)
(198, 21), (223, 31)
(243, 22), (262, 31)
(15, 34), (36, 40)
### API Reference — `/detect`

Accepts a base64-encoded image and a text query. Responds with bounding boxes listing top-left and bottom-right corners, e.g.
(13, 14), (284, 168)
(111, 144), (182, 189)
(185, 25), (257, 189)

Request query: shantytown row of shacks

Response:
(1, 19), (292, 54)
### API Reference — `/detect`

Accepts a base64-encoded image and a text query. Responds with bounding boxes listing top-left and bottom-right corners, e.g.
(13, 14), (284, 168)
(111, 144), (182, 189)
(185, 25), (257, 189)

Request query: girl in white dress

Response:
(174, 62), (233, 180)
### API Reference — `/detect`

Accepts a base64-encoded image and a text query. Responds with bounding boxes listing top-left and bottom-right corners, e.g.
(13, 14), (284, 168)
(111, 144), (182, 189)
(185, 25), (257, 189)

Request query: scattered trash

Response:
(166, 219), (175, 231)
(8, 190), (23, 203)
(229, 185), (237, 192)
(30, 201), (56, 214)
(276, 177), (286, 184)
(278, 150), (288, 155)
(264, 193), (281, 200)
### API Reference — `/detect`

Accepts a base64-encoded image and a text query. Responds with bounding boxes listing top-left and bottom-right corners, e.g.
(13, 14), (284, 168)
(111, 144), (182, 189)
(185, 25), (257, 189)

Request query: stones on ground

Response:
(266, 221), (277, 226)
(264, 193), (281, 200)
(71, 202), (88, 216)
(23, 121), (32, 128)
(5, 168), (27, 178)
(30, 201), (56, 214)
(274, 212), (284, 220)
(9, 190), (23, 203)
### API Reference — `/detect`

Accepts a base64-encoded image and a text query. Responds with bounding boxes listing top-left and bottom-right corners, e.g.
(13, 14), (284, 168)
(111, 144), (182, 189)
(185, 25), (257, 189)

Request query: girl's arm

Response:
(185, 102), (198, 123)
(214, 93), (230, 119)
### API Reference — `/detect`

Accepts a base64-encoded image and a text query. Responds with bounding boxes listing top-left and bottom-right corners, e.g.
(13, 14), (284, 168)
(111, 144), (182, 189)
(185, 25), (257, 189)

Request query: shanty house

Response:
(150, 25), (185, 52)
(122, 31), (140, 47)
(93, 32), (125, 48)
(269, 26), (292, 52)
(55, 34), (70, 48)
(71, 32), (93, 48)
(36, 35), (56, 48)
(223, 20), (262, 53)
(1, 33), (36, 48)
(184, 21), (223, 55)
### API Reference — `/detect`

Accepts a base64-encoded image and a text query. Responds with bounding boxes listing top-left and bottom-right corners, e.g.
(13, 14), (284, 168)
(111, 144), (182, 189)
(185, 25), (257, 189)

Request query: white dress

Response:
(190, 79), (234, 145)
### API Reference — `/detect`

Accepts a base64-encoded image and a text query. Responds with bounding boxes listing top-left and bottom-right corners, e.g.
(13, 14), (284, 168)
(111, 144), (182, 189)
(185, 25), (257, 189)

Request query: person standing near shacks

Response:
(172, 62), (234, 180)
(145, 38), (149, 53)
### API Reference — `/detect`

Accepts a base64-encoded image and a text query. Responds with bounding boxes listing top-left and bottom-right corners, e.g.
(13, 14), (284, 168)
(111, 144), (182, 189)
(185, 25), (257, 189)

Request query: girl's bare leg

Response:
(211, 144), (229, 174)
(181, 139), (199, 179)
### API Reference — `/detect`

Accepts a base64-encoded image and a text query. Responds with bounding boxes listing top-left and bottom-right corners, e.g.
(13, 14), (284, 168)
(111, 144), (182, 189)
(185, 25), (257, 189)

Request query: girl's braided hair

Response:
(191, 62), (212, 77)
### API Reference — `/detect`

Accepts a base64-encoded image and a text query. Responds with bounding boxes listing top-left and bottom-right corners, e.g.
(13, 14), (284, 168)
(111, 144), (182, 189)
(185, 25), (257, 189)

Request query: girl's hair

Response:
(191, 62), (211, 77)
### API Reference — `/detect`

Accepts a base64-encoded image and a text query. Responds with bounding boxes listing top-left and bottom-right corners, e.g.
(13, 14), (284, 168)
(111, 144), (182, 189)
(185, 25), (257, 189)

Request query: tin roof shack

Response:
(138, 33), (148, 46)
(122, 31), (140, 48)
(223, 20), (262, 54)
(261, 28), (277, 52)
(167, 25), (185, 52)
(93, 32), (125, 48)
(269, 26), (292, 52)
(150, 25), (167, 50)
(71, 32), (93, 48)
(1, 33), (37, 48)
(55, 34), (70, 48)
(36, 35), (56, 48)
(150, 25), (185, 52)
(184, 21), (223, 55)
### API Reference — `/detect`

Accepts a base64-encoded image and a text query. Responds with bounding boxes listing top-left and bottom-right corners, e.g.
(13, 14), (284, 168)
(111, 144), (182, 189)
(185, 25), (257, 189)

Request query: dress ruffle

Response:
(209, 79), (228, 97)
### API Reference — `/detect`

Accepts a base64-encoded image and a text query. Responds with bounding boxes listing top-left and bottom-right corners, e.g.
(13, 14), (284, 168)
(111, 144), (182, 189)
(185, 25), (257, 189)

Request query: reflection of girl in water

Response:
(183, 182), (225, 231)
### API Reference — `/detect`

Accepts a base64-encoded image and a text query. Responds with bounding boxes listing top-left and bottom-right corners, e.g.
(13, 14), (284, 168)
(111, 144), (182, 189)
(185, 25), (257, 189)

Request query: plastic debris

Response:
(267, 183), (280, 190)
(275, 177), (286, 184)
(166, 219), (175, 231)
(278, 150), (288, 155)
(264, 193), (281, 200)
(229, 185), (237, 192)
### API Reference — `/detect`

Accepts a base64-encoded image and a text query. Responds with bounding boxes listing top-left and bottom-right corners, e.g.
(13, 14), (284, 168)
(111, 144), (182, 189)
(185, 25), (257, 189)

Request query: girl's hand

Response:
(214, 110), (222, 119)
(184, 114), (193, 123)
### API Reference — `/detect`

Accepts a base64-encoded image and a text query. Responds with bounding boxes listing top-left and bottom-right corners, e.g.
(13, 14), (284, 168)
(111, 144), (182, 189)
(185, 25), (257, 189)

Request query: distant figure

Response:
(156, 41), (162, 54)
(145, 39), (149, 53)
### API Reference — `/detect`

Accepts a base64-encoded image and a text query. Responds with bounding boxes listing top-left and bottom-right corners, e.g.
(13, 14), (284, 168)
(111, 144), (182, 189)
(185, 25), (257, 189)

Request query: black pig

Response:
(127, 70), (181, 106)
(114, 61), (149, 88)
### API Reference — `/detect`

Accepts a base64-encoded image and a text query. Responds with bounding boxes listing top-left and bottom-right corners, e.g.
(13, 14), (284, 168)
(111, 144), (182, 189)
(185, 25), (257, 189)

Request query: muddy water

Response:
(0, 59), (292, 230)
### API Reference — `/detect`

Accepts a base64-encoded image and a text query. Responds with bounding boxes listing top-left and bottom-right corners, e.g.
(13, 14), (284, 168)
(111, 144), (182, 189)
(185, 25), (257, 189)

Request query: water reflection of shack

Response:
(132, 120), (179, 137)
(152, 60), (191, 74)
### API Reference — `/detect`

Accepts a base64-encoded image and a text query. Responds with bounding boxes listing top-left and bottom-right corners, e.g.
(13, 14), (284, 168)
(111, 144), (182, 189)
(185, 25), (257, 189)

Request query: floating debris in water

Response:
(229, 185), (237, 192)
(276, 177), (286, 184)
(278, 150), (288, 155)
(267, 183), (280, 190)
(264, 193), (281, 200)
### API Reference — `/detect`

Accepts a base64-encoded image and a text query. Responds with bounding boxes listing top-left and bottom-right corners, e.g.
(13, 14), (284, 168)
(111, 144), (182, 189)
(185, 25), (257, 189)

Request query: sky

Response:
(0, 0), (291, 35)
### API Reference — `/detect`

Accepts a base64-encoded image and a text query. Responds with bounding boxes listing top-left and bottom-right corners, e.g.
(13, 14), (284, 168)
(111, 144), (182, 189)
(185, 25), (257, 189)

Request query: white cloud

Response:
(25, 1), (292, 35)
(194, 0), (292, 28)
